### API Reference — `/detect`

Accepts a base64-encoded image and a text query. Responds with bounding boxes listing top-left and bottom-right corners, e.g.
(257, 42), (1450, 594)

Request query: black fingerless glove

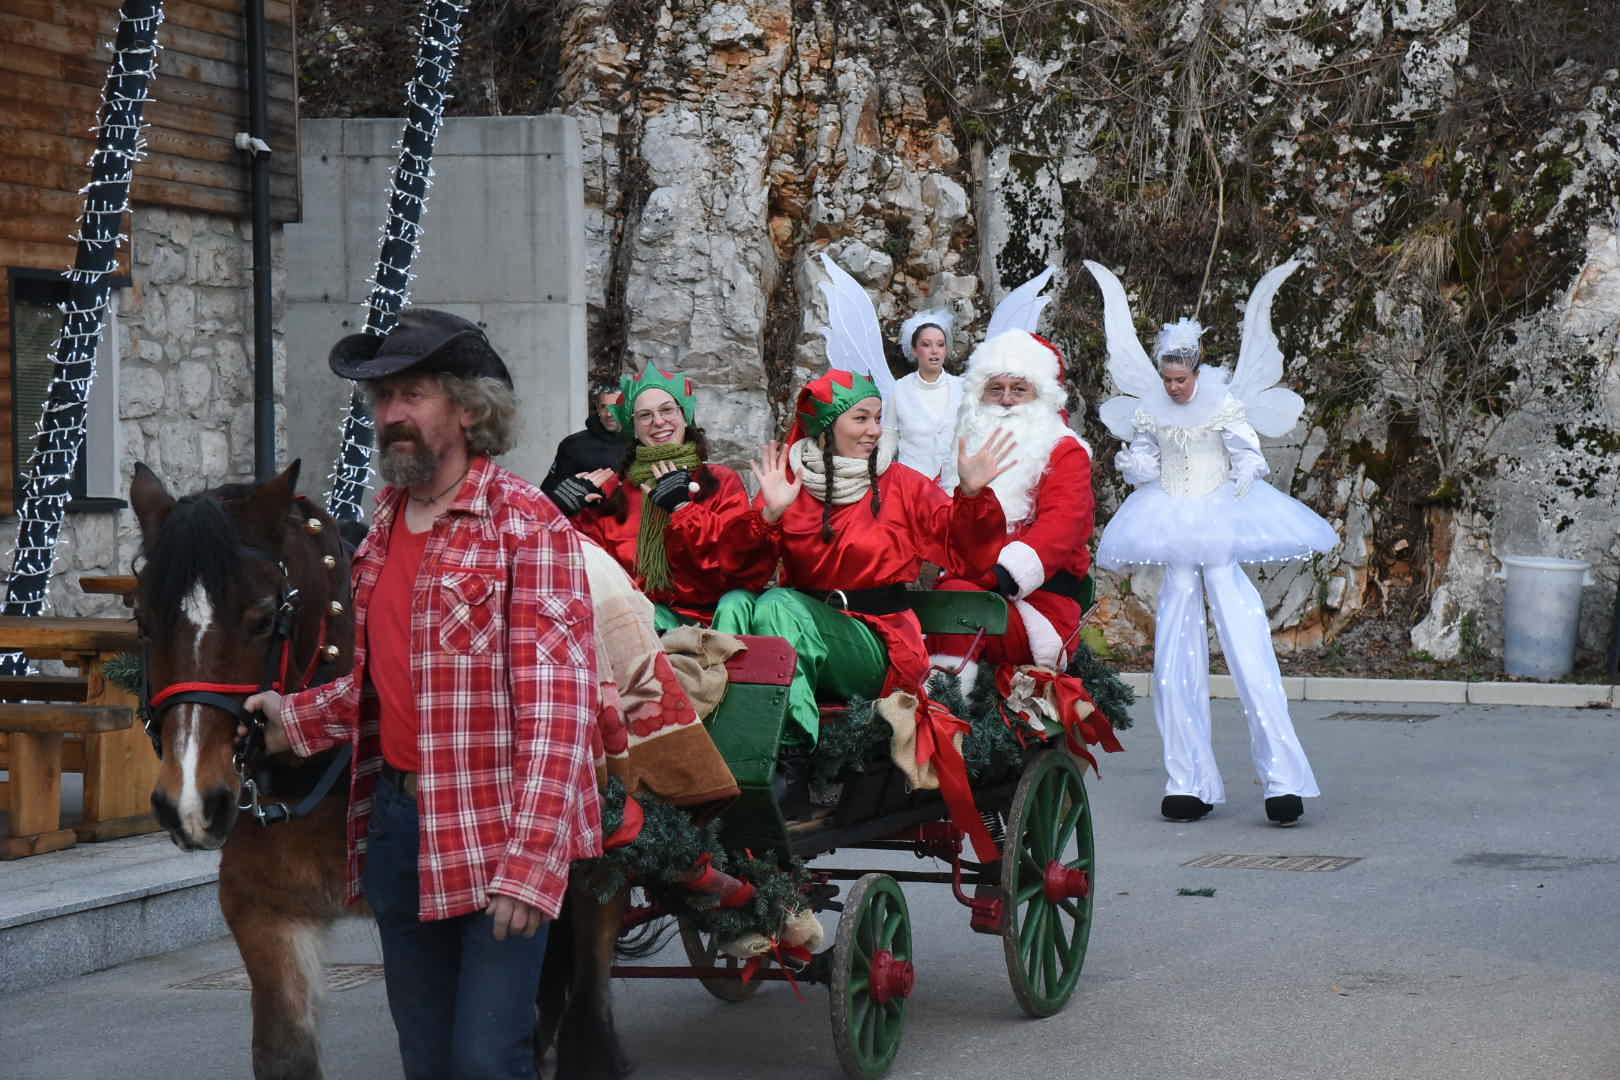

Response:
(992, 564), (1020, 598)
(649, 469), (694, 512)
(548, 475), (601, 515)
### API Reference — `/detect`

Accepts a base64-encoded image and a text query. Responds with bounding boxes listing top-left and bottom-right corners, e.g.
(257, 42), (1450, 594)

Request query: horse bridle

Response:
(140, 530), (345, 826)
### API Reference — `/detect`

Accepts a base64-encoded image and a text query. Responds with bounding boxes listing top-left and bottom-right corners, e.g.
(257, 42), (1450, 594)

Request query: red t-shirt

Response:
(370, 511), (432, 772)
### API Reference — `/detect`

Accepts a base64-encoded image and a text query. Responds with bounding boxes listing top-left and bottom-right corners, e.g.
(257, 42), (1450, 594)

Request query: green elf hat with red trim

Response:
(610, 366), (698, 431)
(785, 369), (882, 446)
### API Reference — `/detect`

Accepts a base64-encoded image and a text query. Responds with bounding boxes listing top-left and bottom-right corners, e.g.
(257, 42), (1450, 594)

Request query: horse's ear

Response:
(240, 460), (302, 547)
(129, 462), (174, 553)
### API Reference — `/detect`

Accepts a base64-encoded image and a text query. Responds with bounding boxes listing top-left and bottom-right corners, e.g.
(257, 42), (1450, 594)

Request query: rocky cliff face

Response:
(302, 0), (1620, 663)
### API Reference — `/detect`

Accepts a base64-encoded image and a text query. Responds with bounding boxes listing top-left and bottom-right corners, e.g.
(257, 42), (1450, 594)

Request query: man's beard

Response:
(377, 425), (440, 488)
(955, 400), (1072, 528)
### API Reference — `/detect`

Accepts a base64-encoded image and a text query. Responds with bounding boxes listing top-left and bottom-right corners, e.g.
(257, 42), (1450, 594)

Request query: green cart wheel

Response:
(1001, 747), (1095, 1017)
(677, 916), (762, 1003)
(829, 873), (914, 1079)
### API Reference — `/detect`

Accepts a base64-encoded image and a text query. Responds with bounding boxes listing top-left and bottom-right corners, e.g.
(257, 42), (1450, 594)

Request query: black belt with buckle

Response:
(801, 585), (912, 616)
(379, 762), (420, 800)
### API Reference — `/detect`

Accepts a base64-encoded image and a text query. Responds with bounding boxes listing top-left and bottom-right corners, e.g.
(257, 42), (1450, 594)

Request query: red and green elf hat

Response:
(785, 369), (882, 446)
(610, 366), (698, 431)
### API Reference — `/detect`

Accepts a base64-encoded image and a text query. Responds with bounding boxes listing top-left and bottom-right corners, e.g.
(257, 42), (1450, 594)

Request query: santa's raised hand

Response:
(750, 439), (802, 523)
(956, 428), (1019, 497)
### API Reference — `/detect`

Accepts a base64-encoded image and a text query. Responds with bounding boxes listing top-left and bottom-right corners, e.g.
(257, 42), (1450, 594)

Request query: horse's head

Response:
(131, 460), (351, 850)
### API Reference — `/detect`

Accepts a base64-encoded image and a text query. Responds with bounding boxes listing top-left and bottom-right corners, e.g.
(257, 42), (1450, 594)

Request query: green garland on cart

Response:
(579, 780), (813, 944)
(1066, 642), (1136, 731)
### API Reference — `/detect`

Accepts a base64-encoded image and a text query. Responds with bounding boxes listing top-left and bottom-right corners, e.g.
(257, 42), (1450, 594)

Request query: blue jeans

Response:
(363, 773), (550, 1080)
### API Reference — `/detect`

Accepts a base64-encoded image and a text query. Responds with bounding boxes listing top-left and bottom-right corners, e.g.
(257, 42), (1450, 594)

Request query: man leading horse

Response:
(246, 309), (602, 1080)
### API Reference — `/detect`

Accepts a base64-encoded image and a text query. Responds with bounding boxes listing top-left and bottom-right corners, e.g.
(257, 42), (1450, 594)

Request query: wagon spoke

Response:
(1019, 899), (1048, 961)
(1053, 791), (1085, 854)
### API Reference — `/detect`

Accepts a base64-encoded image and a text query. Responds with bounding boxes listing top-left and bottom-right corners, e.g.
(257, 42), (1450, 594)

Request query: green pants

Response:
(710, 588), (888, 743)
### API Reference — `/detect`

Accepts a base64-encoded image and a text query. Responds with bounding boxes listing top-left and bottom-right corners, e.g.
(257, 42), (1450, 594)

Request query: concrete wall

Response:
(283, 115), (587, 499)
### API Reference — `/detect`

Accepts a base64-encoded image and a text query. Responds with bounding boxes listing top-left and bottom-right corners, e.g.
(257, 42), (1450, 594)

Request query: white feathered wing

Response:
(1228, 259), (1304, 438)
(817, 254), (894, 405)
(1082, 260), (1167, 439)
(985, 265), (1057, 340)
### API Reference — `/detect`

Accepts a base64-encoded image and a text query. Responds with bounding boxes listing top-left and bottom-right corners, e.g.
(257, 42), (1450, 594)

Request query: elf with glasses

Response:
(549, 367), (773, 629)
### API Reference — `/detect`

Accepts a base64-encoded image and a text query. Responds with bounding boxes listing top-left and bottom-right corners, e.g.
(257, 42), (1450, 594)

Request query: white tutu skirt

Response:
(1096, 480), (1337, 569)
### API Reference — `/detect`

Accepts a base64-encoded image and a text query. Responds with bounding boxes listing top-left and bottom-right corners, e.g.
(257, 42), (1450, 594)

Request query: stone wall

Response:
(35, 205), (283, 620)
(537, 0), (1620, 666)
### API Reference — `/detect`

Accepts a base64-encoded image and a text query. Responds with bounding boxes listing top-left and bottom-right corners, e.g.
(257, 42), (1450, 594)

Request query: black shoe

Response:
(1265, 794), (1304, 827)
(1161, 795), (1213, 822)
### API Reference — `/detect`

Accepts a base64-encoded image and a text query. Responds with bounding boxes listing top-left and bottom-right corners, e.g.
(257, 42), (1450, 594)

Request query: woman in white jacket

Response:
(890, 310), (963, 485)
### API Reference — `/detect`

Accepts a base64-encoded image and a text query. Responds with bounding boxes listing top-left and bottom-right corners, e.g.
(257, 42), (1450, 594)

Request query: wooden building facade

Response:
(0, 0), (300, 513)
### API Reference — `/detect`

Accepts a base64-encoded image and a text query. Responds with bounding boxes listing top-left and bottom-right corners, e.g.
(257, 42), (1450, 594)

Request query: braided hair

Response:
(816, 436), (883, 542)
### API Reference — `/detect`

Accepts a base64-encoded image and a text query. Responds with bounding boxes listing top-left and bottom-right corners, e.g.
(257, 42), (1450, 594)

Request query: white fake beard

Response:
(957, 400), (1071, 529)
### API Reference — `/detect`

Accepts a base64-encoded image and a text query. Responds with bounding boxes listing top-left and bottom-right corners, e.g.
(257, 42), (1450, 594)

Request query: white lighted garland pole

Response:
(325, 0), (469, 522)
(0, 0), (164, 673)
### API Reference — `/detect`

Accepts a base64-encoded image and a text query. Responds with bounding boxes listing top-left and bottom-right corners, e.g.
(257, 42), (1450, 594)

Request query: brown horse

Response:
(132, 460), (630, 1080)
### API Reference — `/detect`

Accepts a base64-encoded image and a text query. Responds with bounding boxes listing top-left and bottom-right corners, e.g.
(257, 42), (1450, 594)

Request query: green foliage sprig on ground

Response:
(579, 780), (813, 944)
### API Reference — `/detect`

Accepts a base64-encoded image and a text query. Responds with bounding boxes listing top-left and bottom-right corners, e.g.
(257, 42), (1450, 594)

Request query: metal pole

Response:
(245, 0), (274, 481)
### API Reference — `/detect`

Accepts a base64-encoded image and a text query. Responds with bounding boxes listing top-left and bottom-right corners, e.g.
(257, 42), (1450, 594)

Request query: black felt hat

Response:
(328, 309), (513, 387)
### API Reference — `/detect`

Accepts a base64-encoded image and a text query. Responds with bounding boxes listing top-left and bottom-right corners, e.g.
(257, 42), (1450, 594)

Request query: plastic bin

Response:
(1499, 556), (1592, 679)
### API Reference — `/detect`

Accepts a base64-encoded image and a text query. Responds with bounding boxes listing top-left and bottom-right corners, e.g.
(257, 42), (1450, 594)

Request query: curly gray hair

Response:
(365, 373), (520, 457)
(440, 373), (520, 456)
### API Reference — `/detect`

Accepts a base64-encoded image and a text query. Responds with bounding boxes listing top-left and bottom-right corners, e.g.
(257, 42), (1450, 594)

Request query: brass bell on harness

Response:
(305, 518), (324, 535)
(329, 600), (345, 616)
(323, 644), (341, 660)
(322, 555), (337, 570)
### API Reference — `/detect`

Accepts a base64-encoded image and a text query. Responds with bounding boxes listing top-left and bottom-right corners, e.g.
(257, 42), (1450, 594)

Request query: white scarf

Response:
(789, 433), (897, 505)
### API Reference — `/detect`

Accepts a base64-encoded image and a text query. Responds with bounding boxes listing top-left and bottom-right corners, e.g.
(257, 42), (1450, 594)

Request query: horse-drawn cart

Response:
(609, 591), (1102, 1079)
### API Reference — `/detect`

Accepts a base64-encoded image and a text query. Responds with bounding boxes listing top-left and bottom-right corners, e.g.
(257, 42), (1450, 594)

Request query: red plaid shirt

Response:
(281, 455), (602, 920)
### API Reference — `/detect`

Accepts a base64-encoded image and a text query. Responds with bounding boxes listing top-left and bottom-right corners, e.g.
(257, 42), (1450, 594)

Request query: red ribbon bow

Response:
(913, 694), (1000, 863)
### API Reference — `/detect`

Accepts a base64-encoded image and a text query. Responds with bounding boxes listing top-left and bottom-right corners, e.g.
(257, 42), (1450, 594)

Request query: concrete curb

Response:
(1118, 672), (1616, 708)
(0, 834), (227, 995)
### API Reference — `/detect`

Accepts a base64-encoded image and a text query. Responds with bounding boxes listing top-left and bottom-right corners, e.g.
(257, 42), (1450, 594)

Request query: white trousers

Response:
(1153, 562), (1319, 804)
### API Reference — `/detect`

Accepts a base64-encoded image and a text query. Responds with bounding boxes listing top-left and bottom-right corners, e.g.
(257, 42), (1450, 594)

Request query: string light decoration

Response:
(324, 0), (469, 522)
(0, 0), (164, 675)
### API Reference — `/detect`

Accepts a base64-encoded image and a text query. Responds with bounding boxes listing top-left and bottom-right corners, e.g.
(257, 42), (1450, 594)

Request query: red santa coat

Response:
(761, 461), (1007, 692)
(573, 464), (774, 618)
(931, 437), (1095, 669)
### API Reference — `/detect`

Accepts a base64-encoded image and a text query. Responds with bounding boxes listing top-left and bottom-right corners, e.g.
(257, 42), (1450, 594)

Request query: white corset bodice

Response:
(1137, 398), (1244, 497)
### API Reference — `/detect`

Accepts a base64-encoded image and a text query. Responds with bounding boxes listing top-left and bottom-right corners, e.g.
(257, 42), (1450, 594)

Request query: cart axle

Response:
(1044, 862), (1090, 903)
(868, 950), (915, 1005)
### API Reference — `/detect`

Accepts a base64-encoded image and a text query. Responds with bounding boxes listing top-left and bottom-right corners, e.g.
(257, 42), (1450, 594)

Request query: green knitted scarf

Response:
(626, 441), (702, 595)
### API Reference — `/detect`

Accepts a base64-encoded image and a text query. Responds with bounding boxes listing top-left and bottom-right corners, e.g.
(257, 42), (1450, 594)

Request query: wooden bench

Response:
(0, 615), (154, 858)
(0, 703), (137, 858)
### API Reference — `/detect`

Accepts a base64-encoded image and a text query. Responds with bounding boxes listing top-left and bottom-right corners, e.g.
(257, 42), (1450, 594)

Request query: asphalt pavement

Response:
(3, 695), (1618, 1080)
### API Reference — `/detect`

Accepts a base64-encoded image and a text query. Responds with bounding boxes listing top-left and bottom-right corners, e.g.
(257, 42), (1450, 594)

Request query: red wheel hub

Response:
(868, 950), (915, 1004)
(1043, 861), (1089, 903)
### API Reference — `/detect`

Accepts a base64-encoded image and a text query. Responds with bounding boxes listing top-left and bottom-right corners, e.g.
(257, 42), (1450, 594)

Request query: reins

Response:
(139, 500), (350, 827)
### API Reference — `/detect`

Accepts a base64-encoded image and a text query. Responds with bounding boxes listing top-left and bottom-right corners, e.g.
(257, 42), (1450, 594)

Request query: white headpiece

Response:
(899, 308), (955, 364)
(1153, 317), (1205, 365)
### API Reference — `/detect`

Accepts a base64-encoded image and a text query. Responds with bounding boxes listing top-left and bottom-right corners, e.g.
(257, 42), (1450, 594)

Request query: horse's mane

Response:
(140, 484), (255, 641)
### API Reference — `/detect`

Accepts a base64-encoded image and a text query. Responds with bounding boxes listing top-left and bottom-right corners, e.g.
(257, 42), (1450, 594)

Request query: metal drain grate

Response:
(1323, 710), (1437, 723)
(169, 963), (384, 992)
(1182, 853), (1361, 872)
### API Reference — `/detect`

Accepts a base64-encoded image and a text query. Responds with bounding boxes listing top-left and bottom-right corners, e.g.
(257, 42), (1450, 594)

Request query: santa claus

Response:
(931, 329), (1095, 688)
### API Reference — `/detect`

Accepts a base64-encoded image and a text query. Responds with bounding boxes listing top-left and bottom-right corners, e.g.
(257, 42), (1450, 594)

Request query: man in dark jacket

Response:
(542, 380), (626, 511)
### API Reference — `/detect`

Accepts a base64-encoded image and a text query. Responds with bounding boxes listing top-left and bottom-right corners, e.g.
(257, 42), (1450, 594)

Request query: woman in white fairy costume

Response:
(1084, 259), (1337, 827)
